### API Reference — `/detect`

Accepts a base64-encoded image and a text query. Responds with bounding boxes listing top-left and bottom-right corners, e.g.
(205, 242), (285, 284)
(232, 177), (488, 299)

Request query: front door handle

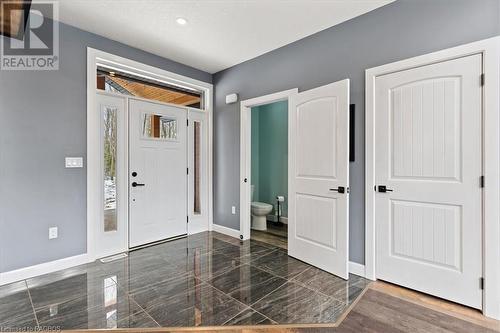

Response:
(330, 186), (347, 194)
(131, 182), (145, 187)
(377, 185), (393, 193)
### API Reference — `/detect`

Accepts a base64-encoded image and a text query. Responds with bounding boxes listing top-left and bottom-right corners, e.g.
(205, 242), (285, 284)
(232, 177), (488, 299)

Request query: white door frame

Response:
(365, 36), (500, 319)
(187, 109), (211, 235)
(87, 48), (214, 261)
(239, 89), (298, 240)
(94, 92), (129, 258)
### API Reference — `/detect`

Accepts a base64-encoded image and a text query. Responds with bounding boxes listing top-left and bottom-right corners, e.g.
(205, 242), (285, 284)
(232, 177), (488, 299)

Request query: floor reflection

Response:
(0, 231), (369, 330)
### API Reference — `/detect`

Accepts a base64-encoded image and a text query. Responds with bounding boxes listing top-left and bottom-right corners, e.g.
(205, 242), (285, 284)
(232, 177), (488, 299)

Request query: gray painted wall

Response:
(213, 0), (500, 264)
(1, 0), (498, 273)
(0, 21), (211, 272)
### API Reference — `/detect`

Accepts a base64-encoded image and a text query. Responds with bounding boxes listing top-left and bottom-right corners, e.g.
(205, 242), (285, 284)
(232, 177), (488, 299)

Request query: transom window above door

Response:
(97, 65), (205, 109)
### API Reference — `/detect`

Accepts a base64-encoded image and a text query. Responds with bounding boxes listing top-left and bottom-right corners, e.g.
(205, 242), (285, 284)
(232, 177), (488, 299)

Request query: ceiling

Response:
(105, 76), (201, 106)
(52, 0), (394, 74)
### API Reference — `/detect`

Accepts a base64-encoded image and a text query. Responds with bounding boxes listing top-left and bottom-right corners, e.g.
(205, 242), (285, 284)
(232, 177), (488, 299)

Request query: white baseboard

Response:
(212, 224), (241, 239)
(349, 261), (366, 277)
(0, 240), (364, 286)
(0, 254), (90, 286)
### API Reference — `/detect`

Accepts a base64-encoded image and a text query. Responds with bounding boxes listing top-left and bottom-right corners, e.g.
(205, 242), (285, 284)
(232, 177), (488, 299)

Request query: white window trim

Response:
(87, 47), (214, 261)
(187, 108), (211, 235)
(364, 36), (500, 319)
(239, 89), (298, 240)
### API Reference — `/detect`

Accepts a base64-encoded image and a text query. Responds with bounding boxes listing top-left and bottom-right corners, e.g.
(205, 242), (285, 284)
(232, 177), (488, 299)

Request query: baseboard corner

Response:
(212, 224), (241, 239)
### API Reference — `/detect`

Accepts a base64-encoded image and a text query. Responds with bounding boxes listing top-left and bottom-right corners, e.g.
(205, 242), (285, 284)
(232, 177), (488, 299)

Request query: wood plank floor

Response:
(336, 287), (499, 332)
(369, 281), (500, 331)
(78, 281), (500, 333)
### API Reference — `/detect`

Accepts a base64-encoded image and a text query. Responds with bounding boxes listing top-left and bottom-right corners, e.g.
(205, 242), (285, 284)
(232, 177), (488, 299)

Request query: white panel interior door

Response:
(129, 99), (187, 248)
(289, 79), (350, 279)
(375, 54), (482, 308)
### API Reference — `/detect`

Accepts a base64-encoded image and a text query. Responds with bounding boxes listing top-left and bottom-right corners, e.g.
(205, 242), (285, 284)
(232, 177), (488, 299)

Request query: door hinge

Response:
(187, 216), (189, 223)
(481, 73), (485, 86)
(480, 277), (484, 290)
(187, 119), (189, 126)
(480, 175), (485, 188)
(187, 167), (189, 175)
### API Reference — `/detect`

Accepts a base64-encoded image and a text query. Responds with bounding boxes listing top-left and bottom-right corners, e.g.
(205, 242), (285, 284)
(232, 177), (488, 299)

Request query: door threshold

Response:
(100, 252), (128, 263)
(129, 234), (188, 252)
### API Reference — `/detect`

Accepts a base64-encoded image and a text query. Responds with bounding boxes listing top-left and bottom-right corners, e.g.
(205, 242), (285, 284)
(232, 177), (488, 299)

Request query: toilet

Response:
(251, 185), (273, 231)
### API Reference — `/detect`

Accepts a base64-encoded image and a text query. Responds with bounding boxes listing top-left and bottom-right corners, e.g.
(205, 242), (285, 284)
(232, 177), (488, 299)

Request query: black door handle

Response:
(377, 185), (393, 193)
(132, 182), (145, 187)
(330, 186), (346, 194)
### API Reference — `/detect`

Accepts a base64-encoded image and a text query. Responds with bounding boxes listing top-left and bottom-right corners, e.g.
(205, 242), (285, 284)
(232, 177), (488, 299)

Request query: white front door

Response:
(129, 99), (187, 248)
(289, 79), (350, 279)
(375, 54), (482, 308)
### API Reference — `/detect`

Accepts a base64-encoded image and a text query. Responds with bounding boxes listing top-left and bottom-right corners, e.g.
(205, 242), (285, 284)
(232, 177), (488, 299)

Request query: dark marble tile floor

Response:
(0, 231), (368, 331)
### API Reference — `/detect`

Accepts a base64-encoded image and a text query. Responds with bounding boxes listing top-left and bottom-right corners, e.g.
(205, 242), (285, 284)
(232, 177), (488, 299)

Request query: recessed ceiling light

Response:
(176, 17), (188, 25)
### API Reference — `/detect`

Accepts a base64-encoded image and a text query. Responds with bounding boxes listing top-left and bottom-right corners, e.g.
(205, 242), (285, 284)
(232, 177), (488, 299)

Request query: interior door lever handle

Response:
(329, 186), (346, 194)
(377, 185), (393, 193)
(132, 182), (145, 187)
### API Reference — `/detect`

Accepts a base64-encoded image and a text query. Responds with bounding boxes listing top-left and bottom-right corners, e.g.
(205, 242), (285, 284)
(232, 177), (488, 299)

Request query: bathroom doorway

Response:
(249, 100), (289, 249)
(241, 81), (350, 278)
(239, 89), (296, 248)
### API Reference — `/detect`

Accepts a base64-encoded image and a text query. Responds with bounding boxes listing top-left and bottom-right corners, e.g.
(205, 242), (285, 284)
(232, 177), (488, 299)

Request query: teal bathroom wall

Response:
(251, 110), (260, 202)
(251, 101), (288, 218)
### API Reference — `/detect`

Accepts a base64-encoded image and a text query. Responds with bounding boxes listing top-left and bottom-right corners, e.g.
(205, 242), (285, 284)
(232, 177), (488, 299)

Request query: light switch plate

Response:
(49, 227), (58, 239)
(65, 157), (83, 168)
(231, 206), (236, 214)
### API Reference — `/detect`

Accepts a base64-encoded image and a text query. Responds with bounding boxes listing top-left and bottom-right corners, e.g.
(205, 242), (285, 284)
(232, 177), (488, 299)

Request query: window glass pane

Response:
(194, 121), (201, 214)
(142, 113), (177, 140)
(96, 65), (204, 109)
(103, 106), (117, 232)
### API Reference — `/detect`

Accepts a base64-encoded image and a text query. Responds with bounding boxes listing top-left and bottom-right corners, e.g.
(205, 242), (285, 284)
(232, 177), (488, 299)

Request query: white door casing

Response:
(129, 99), (188, 247)
(239, 89), (298, 241)
(374, 54), (483, 308)
(289, 79), (350, 279)
(87, 48), (214, 264)
(93, 93), (128, 258)
(188, 109), (209, 234)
